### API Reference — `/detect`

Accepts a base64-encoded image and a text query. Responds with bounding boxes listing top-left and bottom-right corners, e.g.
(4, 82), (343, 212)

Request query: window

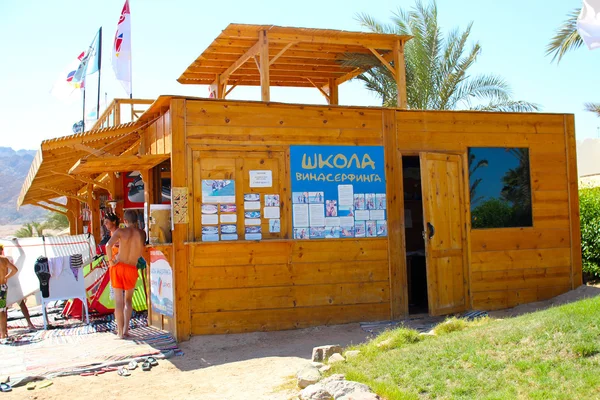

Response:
(468, 148), (533, 229)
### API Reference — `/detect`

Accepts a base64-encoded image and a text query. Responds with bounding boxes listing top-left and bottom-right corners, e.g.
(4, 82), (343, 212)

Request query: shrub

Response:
(579, 188), (600, 279)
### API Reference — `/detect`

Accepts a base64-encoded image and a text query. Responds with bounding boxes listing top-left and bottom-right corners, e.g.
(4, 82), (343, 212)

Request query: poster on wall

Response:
(201, 180), (235, 203)
(290, 145), (387, 239)
(123, 171), (145, 209)
(249, 170), (273, 187)
(150, 249), (174, 317)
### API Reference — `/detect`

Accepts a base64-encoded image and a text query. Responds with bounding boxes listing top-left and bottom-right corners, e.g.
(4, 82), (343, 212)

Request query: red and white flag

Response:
(112, 0), (132, 96)
(50, 51), (86, 102)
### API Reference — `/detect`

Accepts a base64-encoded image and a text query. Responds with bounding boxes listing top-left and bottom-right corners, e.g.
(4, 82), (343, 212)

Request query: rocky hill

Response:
(0, 147), (48, 225)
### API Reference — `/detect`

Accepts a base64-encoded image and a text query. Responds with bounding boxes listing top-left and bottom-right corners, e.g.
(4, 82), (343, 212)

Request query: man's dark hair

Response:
(124, 210), (138, 225)
(104, 213), (119, 225)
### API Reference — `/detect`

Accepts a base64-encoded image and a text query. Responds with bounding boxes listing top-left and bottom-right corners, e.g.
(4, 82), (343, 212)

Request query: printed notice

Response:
(340, 216), (354, 226)
(249, 170), (273, 188)
(244, 201), (261, 210)
(293, 204), (309, 227)
(269, 219), (281, 233)
(354, 210), (370, 221)
(338, 185), (354, 206)
(201, 214), (219, 225)
(264, 206), (280, 219)
(220, 214), (237, 223)
(309, 204), (325, 227)
(325, 217), (341, 227)
(370, 210), (385, 220)
(245, 218), (261, 226)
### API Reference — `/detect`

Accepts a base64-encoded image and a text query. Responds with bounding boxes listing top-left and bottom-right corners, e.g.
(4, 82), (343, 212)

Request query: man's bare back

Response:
(108, 227), (146, 266)
(0, 256), (18, 285)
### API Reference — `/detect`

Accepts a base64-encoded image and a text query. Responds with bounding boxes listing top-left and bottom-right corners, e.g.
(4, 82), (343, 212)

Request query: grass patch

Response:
(329, 296), (600, 399)
(271, 374), (299, 394)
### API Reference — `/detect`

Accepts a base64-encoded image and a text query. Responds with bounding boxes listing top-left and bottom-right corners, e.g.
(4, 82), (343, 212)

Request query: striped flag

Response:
(578, 0), (600, 50)
(50, 51), (86, 101)
(112, 0), (132, 96)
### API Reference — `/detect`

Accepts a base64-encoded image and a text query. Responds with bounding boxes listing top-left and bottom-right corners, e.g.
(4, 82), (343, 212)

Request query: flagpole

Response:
(96, 27), (103, 122)
(82, 85), (86, 132)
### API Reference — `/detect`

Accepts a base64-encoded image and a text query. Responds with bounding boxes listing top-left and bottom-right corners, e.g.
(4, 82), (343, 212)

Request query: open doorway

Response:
(402, 156), (428, 314)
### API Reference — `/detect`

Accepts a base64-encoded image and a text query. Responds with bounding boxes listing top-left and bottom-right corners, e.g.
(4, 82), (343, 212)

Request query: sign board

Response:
(249, 170), (273, 187)
(150, 249), (174, 317)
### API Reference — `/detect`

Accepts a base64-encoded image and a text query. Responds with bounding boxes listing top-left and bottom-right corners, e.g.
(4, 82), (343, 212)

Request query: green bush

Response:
(579, 187), (600, 279)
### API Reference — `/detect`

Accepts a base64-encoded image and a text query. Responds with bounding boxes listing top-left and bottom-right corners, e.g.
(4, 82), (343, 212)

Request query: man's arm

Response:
(5, 260), (18, 280)
(106, 230), (121, 266)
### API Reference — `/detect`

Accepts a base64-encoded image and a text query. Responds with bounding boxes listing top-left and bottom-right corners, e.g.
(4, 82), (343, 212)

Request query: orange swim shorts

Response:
(110, 262), (138, 290)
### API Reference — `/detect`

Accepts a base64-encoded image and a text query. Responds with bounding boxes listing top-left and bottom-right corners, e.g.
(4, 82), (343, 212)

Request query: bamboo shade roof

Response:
(18, 121), (145, 207)
(178, 24), (411, 88)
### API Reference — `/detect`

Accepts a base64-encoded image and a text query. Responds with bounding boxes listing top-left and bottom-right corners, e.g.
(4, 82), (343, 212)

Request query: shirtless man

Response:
(106, 210), (145, 339)
(0, 245), (18, 339)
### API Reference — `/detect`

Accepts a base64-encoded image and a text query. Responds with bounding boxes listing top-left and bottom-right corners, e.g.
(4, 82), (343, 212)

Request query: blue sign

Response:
(290, 145), (387, 239)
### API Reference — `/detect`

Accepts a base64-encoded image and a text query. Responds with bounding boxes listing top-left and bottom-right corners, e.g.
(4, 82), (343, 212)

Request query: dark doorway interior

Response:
(402, 156), (428, 314)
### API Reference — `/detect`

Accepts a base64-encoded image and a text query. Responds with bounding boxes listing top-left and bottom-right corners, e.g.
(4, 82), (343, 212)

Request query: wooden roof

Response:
(178, 24), (411, 88)
(18, 121), (145, 207)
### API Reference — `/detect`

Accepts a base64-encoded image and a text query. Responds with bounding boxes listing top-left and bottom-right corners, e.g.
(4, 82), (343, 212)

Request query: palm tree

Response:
(547, 7), (600, 117)
(14, 221), (49, 238)
(348, 0), (538, 111)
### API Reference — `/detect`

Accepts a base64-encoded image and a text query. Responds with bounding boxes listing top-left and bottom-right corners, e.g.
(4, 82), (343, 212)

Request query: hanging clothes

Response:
(48, 255), (69, 278)
(34, 256), (51, 298)
(70, 254), (83, 281)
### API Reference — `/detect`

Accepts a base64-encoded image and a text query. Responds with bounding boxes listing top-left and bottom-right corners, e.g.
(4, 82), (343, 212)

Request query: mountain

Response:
(0, 147), (48, 225)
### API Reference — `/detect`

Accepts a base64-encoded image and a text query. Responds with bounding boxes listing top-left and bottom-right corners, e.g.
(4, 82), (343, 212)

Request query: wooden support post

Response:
(66, 198), (78, 235)
(565, 114), (583, 288)
(259, 30), (270, 102)
(383, 109), (408, 319)
(140, 168), (155, 325)
(328, 78), (339, 105)
(170, 99), (190, 341)
(86, 185), (101, 243)
(394, 40), (408, 109)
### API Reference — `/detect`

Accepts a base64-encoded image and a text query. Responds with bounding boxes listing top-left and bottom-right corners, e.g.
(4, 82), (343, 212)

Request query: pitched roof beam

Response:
(211, 40), (261, 87)
(269, 42), (297, 65)
(41, 187), (87, 203)
(33, 202), (68, 215)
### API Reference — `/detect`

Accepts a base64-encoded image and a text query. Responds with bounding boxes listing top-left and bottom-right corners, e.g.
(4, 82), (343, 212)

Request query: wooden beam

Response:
(43, 199), (67, 209)
(52, 171), (111, 191)
(394, 40), (408, 109)
(269, 41), (297, 65)
(33, 202), (68, 215)
(72, 143), (114, 157)
(306, 78), (330, 102)
(335, 51), (395, 86)
(224, 84), (237, 97)
(42, 123), (142, 151)
(259, 30), (270, 102)
(41, 187), (87, 203)
(327, 77), (339, 105)
(69, 154), (170, 175)
(369, 48), (396, 75)
(210, 41), (260, 88)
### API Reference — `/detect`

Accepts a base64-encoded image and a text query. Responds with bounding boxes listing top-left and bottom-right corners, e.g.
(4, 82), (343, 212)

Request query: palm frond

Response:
(546, 8), (584, 64)
(584, 102), (600, 116)
(471, 100), (541, 113)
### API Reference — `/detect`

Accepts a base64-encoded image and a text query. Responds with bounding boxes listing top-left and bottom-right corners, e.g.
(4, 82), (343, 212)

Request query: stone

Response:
(376, 338), (393, 348)
(328, 353), (345, 364)
(319, 365), (332, 373)
(300, 384), (334, 400)
(312, 345), (343, 362)
(345, 350), (361, 359)
(297, 365), (322, 389)
(337, 393), (381, 400)
(312, 362), (325, 368)
(320, 375), (372, 399)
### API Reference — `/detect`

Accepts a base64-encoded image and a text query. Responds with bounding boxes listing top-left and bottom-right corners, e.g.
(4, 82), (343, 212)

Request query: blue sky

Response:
(0, 0), (598, 150)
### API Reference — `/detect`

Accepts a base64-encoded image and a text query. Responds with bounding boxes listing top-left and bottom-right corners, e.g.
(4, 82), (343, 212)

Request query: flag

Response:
(112, 0), (132, 96)
(577, 0), (600, 50)
(72, 28), (102, 85)
(50, 52), (86, 101)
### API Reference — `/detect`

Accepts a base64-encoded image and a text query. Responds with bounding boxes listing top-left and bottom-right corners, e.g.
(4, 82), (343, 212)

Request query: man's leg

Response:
(122, 288), (135, 337)
(18, 300), (35, 329)
(0, 311), (7, 339)
(114, 289), (125, 338)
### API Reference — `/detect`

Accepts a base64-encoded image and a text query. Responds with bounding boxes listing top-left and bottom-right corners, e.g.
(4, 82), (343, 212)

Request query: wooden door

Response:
(420, 153), (468, 316)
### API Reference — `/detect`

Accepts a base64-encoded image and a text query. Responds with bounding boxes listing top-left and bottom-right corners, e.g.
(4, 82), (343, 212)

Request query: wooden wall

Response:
(142, 110), (172, 156)
(395, 111), (580, 310)
(184, 100), (390, 335)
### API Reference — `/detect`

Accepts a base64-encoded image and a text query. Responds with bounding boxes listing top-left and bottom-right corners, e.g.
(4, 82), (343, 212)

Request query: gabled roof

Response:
(178, 24), (411, 88)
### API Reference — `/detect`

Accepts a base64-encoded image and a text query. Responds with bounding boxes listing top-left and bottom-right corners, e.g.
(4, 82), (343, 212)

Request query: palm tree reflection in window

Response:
(469, 148), (533, 229)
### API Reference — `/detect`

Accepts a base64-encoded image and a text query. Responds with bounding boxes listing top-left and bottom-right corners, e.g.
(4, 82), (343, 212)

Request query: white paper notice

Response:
(269, 219), (281, 233)
(293, 204), (309, 227)
(249, 170), (273, 188)
(221, 234), (238, 241)
(340, 217), (354, 226)
(309, 204), (325, 227)
(244, 201), (261, 210)
(245, 218), (261, 226)
(370, 210), (385, 220)
(220, 214), (237, 223)
(338, 185), (354, 206)
(201, 214), (219, 225)
(264, 207), (280, 219)
(325, 217), (341, 227)
(245, 233), (262, 241)
(355, 210), (370, 221)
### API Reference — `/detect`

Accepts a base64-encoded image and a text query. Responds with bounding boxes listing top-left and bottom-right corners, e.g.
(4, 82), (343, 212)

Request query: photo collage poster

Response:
(290, 145), (387, 240)
(201, 179), (238, 242)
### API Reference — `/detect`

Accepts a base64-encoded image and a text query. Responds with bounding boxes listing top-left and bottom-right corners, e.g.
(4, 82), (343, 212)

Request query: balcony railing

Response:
(92, 98), (155, 130)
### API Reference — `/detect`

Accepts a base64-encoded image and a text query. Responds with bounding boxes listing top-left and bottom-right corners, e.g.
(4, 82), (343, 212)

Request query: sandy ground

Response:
(4, 283), (600, 400)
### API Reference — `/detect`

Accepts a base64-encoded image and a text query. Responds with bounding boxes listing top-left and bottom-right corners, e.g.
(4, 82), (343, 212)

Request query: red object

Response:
(122, 171), (144, 209)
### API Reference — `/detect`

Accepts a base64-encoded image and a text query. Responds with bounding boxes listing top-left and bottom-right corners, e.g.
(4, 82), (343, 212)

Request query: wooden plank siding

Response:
(143, 112), (172, 156)
(395, 110), (576, 311)
(170, 99), (578, 338)
(188, 239), (390, 334)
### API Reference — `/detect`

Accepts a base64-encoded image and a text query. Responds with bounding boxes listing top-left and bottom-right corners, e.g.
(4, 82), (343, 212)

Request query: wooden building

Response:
(18, 24), (581, 341)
